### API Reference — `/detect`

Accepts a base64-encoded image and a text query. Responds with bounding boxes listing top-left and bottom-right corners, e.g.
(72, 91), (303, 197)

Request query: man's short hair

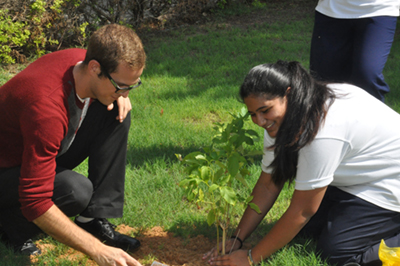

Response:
(84, 24), (146, 76)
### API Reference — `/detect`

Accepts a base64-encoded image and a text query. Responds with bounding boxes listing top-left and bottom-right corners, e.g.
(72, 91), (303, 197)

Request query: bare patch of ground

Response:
(32, 225), (248, 266)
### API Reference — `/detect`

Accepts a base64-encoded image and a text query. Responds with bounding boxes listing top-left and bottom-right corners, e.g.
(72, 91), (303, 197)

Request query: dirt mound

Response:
(33, 225), (216, 266)
(135, 226), (213, 266)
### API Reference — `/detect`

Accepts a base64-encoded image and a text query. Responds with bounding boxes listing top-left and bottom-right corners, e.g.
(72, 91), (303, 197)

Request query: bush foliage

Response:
(0, 0), (262, 64)
(0, 0), (86, 63)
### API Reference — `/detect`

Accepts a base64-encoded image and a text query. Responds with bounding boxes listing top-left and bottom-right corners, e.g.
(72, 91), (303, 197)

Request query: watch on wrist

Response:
(248, 249), (256, 265)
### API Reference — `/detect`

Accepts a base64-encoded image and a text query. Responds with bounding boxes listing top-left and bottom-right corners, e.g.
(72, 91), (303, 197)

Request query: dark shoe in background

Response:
(1, 225), (41, 256)
(75, 218), (140, 253)
(14, 239), (42, 256)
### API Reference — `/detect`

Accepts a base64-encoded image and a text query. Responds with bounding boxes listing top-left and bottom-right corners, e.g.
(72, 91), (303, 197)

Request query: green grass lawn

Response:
(1, 0), (400, 265)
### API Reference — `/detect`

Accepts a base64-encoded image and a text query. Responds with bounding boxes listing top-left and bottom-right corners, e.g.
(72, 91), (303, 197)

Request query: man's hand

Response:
(93, 244), (142, 266)
(107, 96), (132, 123)
(33, 205), (142, 266)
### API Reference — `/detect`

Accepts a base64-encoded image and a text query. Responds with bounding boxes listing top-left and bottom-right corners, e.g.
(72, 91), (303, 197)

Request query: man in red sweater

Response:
(0, 24), (145, 266)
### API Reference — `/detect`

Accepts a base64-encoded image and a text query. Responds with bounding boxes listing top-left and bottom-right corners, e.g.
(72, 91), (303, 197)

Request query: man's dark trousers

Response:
(0, 101), (130, 246)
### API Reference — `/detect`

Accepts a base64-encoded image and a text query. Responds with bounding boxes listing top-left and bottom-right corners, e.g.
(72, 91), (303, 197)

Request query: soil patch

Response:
(32, 225), (247, 266)
(135, 226), (212, 265)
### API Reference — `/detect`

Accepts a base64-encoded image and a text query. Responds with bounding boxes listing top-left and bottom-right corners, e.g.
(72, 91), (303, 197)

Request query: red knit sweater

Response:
(0, 48), (87, 221)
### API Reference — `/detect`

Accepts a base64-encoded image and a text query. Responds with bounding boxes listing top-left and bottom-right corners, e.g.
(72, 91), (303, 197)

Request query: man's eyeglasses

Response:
(105, 72), (142, 94)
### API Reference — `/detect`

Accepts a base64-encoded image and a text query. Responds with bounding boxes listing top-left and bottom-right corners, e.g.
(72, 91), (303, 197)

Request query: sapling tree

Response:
(177, 107), (262, 255)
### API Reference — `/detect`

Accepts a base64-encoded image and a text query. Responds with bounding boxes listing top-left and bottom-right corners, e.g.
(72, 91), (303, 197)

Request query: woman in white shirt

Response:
(203, 60), (400, 266)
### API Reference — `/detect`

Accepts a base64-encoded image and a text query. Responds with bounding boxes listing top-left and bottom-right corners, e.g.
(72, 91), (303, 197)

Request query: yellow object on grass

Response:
(379, 239), (400, 266)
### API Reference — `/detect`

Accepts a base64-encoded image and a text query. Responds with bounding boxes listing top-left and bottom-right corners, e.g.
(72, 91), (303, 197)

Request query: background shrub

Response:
(0, 9), (30, 64)
(0, 0), (260, 64)
(0, 0), (86, 63)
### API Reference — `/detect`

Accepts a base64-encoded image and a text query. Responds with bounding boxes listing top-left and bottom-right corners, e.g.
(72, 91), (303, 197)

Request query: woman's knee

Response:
(317, 236), (359, 265)
(53, 170), (93, 216)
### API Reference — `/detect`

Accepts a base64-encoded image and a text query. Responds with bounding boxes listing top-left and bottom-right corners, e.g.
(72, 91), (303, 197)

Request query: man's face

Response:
(94, 62), (143, 106)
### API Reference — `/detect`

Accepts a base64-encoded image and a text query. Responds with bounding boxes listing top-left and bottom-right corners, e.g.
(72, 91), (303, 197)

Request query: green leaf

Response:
(240, 106), (248, 117)
(195, 155), (207, 160)
(238, 155), (248, 165)
(215, 160), (226, 170)
(220, 186), (236, 205)
(244, 150), (264, 157)
(210, 151), (218, 160)
(219, 174), (230, 185)
(178, 178), (191, 187)
(245, 129), (259, 137)
(246, 195), (254, 203)
(235, 173), (248, 188)
(214, 168), (224, 180)
(234, 118), (244, 129)
(183, 159), (203, 166)
(229, 134), (239, 144)
(207, 210), (216, 226)
(198, 188), (204, 201)
(212, 138), (225, 144)
(244, 136), (254, 145)
(227, 152), (240, 177)
(187, 189), (195, 201)
(175, 153), (183, 161)
(200, 166), (211, 181)
(209, 184), (219, 192)
(249, 202), (261, 214)
(194, 178), (203, 185)
(184, 165), (200, 175)
(182, 151), (202, 160)
(203, 146), (211, 154)
(239, 168), (250, 177)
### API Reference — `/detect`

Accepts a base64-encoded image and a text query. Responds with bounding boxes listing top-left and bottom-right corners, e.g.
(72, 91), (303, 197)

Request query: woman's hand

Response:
(202, 238), (242, 262)
(207, 249), (249, 266)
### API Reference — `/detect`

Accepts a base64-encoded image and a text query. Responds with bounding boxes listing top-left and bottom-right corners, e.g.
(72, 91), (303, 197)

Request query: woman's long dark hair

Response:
(239, 60), (336, 186)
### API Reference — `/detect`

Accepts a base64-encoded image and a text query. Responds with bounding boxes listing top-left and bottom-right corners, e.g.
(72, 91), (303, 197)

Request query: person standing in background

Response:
(310, 0), (399, 102)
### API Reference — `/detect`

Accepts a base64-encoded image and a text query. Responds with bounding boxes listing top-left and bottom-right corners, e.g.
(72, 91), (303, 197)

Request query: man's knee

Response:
(53, 170), (93, 217)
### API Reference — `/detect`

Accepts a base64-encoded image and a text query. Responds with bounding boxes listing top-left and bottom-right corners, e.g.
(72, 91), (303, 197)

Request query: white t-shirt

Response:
(316, 0), (400, 18)
(262, 84), (400, 212)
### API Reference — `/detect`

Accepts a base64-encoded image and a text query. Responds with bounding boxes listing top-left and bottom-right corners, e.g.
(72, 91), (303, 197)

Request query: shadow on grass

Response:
(126, 142), (262, 169)
(127, 144), (200, 168)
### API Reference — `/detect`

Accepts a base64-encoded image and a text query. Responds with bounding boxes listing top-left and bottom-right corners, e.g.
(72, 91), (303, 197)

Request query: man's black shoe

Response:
(0, 226), (41, 256)
(75, 218), (140, 253)
(14, 239), (41, 256)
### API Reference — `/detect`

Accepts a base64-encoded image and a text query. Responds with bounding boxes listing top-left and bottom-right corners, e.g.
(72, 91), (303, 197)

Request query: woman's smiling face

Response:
(244, 95), (288, 138)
